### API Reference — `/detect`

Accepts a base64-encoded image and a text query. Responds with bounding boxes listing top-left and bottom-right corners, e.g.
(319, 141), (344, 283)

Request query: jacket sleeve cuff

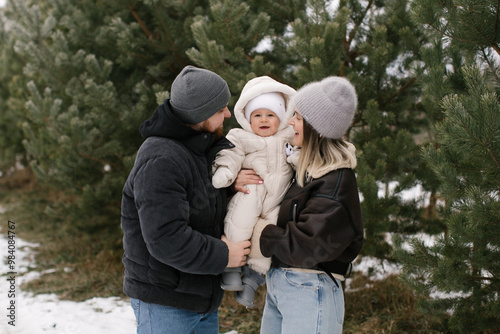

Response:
(250, 218), (273, 259)
(259, 224), (282, 258)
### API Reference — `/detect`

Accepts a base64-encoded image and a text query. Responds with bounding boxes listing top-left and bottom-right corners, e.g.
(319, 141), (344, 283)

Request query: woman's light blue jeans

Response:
(130, 298), (219, 334)
(260, 267), (344, 334)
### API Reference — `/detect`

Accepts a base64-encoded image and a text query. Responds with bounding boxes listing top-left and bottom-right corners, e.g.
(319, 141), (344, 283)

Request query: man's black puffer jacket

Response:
(121, 99), (233, 313)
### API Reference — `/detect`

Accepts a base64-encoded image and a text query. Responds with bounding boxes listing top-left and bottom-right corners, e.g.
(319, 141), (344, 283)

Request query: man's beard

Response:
(199, 122), (224, 139)
(213, 126), (224, 139)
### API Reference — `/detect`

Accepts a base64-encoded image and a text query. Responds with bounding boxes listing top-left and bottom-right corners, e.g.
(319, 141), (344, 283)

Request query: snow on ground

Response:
(0, 232), (136, 334)
(352, 256), (401, 281)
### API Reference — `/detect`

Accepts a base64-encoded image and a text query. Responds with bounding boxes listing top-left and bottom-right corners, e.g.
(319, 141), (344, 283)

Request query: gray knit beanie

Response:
(292, 76), (357, 139)
(170, 65), (230, 124)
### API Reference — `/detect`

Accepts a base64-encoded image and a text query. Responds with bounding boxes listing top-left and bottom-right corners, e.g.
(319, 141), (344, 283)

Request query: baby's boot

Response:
(234, 267), (265, 308)
(220, 267), (243, 291)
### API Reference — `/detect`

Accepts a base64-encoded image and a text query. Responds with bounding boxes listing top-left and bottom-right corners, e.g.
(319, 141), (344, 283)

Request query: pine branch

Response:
(414, 238), (437, 269)
(130, 7), (152, 38)
(45, 117), (125, 171)
(492, 44), (500, 55)
(450, 98), (500, 170)
(416, 6), (500, 54)
(220, 3), (252, 63)
(481, 48), (500, 81)
(381, 77), (417, 108)
(79, 152), (125, 171)
(494, 0), (500, 54)
(152, 3), (185, 66)
(44, 117), (62, 137)
(486, 143), (500, 169)
(346, 0), (373, 47)
(464, 275), (499, 282)
(243, 52), (253, 63)
(465, 5), (500, 55)
(340, 0), (373, 75)
(424, 191), (439, 219)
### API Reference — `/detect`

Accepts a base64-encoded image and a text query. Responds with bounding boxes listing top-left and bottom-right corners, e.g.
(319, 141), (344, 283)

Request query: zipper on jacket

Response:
(290, 199), (300, 223)
(292, 201), (298, 223)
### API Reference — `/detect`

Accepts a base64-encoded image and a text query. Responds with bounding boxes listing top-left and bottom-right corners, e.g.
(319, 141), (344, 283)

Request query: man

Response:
(121, 66), (251, 333)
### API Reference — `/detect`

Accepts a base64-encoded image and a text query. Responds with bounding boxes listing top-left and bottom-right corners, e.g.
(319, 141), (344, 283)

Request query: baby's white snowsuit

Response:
(212, 76), (297, 274)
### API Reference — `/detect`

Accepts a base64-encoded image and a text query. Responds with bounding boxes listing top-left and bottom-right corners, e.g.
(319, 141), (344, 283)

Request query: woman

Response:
(252, 76), (364, 333)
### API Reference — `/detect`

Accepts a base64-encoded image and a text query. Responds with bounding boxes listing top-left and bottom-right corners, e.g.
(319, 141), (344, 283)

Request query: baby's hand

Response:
(212, 168), (234, 189)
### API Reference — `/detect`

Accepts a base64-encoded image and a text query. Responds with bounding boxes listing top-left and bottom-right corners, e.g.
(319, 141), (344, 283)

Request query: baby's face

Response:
(249, 108), (280, 137)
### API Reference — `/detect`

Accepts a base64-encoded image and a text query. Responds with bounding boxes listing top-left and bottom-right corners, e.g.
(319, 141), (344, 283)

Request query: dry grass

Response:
(0, 167), (36, 191)
(344, 273), (448, 333)
(0, 171), (125, 301)
(219, 288), (266, 334)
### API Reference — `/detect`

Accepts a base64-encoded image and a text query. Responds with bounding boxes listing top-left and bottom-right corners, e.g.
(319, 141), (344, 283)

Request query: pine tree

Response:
(393, 1), (500, 331)
(186, 0), (307, 128)
(188, 0), (438, 260)
(0, 7), (25, 171)
(2, 0), (214, 220)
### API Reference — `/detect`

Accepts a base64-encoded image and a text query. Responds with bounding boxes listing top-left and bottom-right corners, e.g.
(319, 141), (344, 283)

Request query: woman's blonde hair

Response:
(295, 119), (354, 187)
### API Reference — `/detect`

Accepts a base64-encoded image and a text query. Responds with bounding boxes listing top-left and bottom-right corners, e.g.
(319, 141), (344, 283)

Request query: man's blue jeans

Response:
(130, 298), (219, 334)
(260, 267), (344, 334)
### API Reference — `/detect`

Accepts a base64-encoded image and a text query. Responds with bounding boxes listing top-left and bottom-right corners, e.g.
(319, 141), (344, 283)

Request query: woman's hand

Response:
(233, 169), (263, 194)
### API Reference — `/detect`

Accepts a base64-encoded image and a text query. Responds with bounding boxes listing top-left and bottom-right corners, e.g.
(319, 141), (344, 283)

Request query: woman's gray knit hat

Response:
(292, 76), (357, 139)
(170, 65), (230, 124)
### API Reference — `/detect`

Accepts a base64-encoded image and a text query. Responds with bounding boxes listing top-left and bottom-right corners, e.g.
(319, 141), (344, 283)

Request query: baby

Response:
(212, 76), (298, 308)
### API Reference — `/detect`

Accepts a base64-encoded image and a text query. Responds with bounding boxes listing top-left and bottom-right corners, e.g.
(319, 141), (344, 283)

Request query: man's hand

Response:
(233, 169), (263, 194)
(222, 235), (251, 268)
